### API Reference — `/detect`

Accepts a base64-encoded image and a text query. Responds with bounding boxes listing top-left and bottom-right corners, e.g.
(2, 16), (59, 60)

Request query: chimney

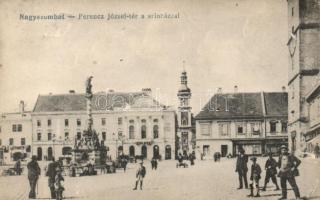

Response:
(217, 87), (222, 94)
(282, 86), (286, 92)
(234, 85), (238, 93)
(142, 88), (152, 95)
(69, 90), (75, 94)
(19, 100), (24, 114)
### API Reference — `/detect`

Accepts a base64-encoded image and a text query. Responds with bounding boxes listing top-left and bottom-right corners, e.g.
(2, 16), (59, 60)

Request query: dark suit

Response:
(236, 153), (248, 188)
(278, 153), (301, 199)
(46, 161), (58, 198)
(263, 157), (279, 189)
(27, 160), (41, 199)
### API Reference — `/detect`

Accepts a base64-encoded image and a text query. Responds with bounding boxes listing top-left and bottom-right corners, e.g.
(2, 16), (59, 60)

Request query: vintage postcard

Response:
(0, 0), (319, 199)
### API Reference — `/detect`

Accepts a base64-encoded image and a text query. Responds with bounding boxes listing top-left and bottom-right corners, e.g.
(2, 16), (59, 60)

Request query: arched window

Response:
(47, 147), (53, 161)
(153, 125), (159, 139)
(129, 125), (135, 139)
(37, 147), (42, 161)
(129, 146), (135, 157)
(141, 125), (147, 139)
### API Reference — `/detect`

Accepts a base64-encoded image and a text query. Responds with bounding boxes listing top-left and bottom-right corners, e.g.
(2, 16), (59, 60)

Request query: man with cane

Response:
(27, 155), (41, 199)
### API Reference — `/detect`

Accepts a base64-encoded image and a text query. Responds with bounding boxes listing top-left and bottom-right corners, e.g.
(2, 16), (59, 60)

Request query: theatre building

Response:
(195, 89), (288, 159)
(31, 89), (176, 161)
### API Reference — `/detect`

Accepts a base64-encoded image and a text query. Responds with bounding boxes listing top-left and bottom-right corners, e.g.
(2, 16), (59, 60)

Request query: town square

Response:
(0, 0), (320, 200)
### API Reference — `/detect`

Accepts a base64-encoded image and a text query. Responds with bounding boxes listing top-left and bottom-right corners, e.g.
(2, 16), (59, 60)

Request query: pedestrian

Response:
(314, 143), (320, 159)
(154, 158), (158, 170)
(14, 158), (21, 175)
(235, 148), (249, 189)
(27, 155), (41, 199)
(46, 157), (58, 199)
(189, 153), (195, 165)
(123, 158), (128, 172)
(262, 152), (280, 191)
(151, 158), (155, 170)
(247, 157), (261, 197)
(133, 161), (146, 190)
(277, 145), (302, 200)
(54, 167), (65, 200)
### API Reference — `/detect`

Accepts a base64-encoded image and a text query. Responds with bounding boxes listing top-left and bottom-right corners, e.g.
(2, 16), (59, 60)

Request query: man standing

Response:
(27, 155), (41, 199)
(278, 145), (302, 200)
(262, 152), (280, 191)
(248, 157), (262, 197)
(235, 148), (248, 189)
(314, 143), (320, 159)
(14, 158), (21, 175)
(133, 162), (146, 190)
(46, 157), (58, 199)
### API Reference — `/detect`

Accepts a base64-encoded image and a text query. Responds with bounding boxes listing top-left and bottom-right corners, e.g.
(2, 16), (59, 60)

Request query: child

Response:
(54, 168), (65, 200)
(248, 157), (262, 198)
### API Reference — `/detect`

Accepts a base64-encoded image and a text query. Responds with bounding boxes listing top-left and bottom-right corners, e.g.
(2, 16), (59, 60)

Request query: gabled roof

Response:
(264, 92), (288, 116)
(195, 92), (288, 120)
(33, 91), (165, 112)
(195, 93), (264, 120)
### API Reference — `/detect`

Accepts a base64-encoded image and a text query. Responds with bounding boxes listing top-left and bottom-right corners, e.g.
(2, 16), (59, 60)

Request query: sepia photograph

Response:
(0, 0), (319, 199)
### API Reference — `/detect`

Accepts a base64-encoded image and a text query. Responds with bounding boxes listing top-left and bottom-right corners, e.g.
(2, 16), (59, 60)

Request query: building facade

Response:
(176, 69), (195, 157)
(31, 90), (176, 161)
(287, 0), (320, 154)
(0, 101), (32, 164)
(195, 91), (288, 159)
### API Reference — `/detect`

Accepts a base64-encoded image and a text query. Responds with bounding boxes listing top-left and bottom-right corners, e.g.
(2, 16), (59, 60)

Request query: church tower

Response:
(287, 0), (320, 153)
(177, 62), (193, 156)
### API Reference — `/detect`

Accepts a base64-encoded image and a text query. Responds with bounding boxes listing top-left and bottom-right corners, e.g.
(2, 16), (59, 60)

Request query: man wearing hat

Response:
(248, 156), (262, 197)
(27, 155), (41, 199)
(262, 152), (280, 191)
(46, 157), (59, 199)
(133, 161), (146, 190)
(235, 148), (249, 189)
(277, 145), (302, 200)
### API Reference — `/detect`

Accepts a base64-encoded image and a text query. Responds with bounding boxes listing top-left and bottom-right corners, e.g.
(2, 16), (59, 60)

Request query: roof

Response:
(195, 93), (264, 120)
(195, 92), (288, 120)
(33, 91), (165, 112)
(264, 92), (288, 116)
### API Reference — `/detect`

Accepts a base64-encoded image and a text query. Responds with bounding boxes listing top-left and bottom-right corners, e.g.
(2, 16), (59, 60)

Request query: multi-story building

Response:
(176, 69), (195, 157)
(31, 89), (176, 161)
(195, 90), (288, 159)
(287, 0), (320, 154)
(0, 101), (32, 164)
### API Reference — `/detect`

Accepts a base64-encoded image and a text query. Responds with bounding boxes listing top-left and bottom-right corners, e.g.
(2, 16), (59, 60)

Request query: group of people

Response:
(27, 156), (65, 200)
(235, 145), (302, 199)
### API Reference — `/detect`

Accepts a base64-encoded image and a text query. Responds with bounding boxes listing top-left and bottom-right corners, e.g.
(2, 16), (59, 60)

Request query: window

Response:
(48, 119), (52, 127)
(37, 133), (41, 141)
(200, 123), (211, 136)
(77, 132), (81, 140)
(141, 125), (146, 139)
(102, 132), (106, 141)
(153, 125), (159, 139)
(250, 123), (261, 135)
(9, 138), (14, 145)
(292, 26), (294, 33)
(218, 123), (229, 136)
(270, 121), (277, 133)
(65, 119), (69, 127)
(118, 117), (123, 125)
(17, 124), (22, 132)
(21, 138), (25, 145)
(48, 133), (52, 141)
(77, 119), (81, 127)
(281, 121), (287, 133)
(65, 132), (69, 139)
(181, 112), (188, 126)
(12, 124), (17, 132)
(37, 120), (41, 127)
(292, 7), (294, 16)
(129, 126), (135, 139)
(237, 124), (244, 134)
(101, 118), (106, 126)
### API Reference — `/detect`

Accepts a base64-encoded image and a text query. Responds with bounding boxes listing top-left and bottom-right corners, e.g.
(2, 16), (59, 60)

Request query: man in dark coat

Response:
(46, 157), (58, 199)
(262, 152), (280, 191)
(27, 155), (41, 199)
(314, 143), (320, 159)
(133, 162), (146, 190)
(235, 148), (248, 189)
(14, 159), (21, 175)
(278, 145), (302, 200)
(248, 157), (262, 197)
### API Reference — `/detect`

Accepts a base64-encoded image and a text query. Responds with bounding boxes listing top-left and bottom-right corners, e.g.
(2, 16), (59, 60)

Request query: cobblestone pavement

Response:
(0, 157), (319, 200)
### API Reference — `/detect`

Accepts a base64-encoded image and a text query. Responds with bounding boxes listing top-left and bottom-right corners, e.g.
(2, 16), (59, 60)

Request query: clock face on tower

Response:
(288, 34), (297, 58)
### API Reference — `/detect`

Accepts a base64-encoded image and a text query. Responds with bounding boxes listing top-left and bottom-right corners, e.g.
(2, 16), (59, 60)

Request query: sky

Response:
(0, 0), (289, 114)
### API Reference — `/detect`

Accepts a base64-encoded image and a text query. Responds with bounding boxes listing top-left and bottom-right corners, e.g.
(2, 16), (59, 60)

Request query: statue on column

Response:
(85, 76), (93, 98)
